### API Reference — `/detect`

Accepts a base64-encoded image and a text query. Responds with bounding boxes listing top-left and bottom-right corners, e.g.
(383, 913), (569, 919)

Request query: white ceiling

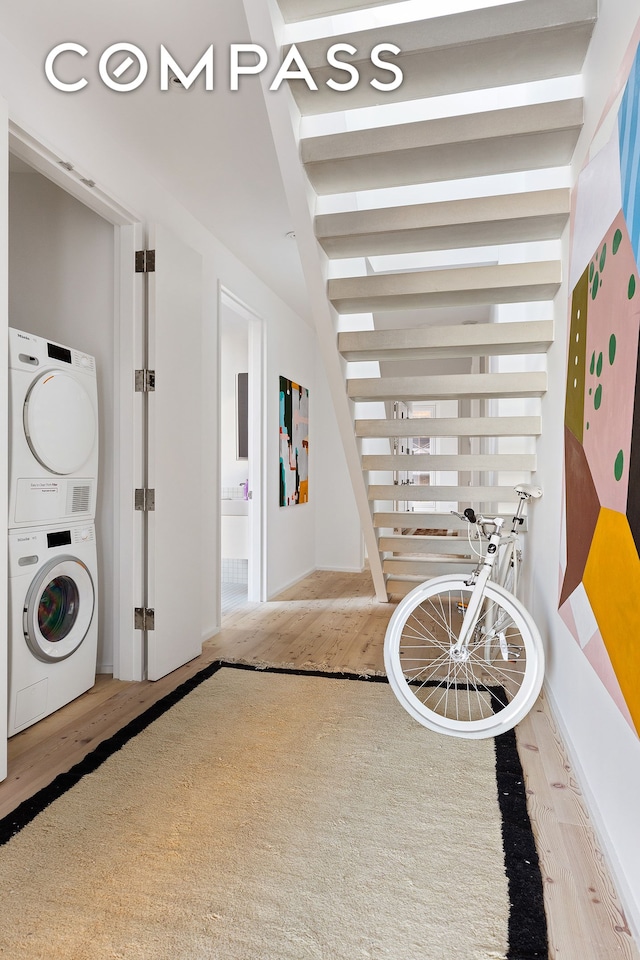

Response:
(1, 1), (311, 319)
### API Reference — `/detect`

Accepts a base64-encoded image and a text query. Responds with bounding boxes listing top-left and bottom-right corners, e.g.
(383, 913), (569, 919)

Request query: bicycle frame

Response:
(451, 492), (529, 658)
(451, 519), (503, 658)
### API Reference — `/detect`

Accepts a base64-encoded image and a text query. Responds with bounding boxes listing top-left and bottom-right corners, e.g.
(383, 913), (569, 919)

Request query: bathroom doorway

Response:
(219, 289), (265, 617)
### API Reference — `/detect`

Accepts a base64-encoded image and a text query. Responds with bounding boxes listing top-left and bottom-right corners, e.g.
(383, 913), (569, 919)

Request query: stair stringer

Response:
(241, 0), (388, 601)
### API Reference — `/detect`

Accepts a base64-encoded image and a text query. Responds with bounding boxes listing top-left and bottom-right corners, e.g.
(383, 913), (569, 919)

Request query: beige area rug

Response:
(0, 665), (547, 960)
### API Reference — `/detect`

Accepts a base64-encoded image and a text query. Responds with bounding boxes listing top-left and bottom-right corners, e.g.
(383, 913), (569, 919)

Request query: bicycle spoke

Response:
(405, 608), (454, 647)
(465, 644), (526, 701)
(400, 652), (451, 681)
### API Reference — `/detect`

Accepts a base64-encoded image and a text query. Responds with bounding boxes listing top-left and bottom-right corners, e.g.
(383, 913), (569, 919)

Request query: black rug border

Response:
(0, 660), (548, 958)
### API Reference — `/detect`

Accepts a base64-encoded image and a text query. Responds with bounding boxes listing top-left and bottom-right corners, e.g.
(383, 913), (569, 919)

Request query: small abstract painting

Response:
(279, 376), (309, 507)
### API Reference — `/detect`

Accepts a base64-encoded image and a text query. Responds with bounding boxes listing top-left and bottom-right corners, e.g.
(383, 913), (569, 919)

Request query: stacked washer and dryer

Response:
(7, 327), (100, 736)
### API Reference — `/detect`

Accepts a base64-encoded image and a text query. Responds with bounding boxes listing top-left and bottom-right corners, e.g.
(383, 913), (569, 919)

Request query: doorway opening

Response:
(219, 288), (265, 618)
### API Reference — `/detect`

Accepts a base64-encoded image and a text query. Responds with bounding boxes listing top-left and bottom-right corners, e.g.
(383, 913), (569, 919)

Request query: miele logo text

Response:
(44, 43), (403, 93)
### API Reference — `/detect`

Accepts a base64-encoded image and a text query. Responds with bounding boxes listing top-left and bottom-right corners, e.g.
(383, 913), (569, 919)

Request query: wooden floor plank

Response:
(0, 569), (637, 960)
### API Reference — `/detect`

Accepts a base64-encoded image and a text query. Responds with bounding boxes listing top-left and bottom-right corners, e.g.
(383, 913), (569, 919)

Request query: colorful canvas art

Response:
(279, 376), (309, 507)
(561, 42), (640, 736)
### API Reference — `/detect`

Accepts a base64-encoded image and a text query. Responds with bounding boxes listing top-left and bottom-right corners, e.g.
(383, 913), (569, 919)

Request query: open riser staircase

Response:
(244, 0), (597, 601)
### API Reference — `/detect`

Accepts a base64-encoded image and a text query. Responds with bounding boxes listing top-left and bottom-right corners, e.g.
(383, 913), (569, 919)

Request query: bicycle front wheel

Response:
(384, 575), (545, 739)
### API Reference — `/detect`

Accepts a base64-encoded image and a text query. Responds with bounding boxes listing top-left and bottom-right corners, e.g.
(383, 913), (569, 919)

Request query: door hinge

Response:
(134, 488), (156, 512)
(135, 369), (156, 392)
(134, 607), (155, 631)
(135, 249), (156, 273)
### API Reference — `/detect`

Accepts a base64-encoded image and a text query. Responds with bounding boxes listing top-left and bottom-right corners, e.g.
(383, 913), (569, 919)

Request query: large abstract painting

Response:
(279, 376), (309, 507)
(560, 40), (640, 736)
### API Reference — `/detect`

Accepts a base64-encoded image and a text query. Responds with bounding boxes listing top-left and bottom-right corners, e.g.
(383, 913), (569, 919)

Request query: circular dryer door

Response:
(23, 556), (95, 663)
(24, 370), (97, 475)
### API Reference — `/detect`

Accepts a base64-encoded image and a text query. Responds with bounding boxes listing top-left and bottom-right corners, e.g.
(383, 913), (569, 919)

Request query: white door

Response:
(0, 97), (9, 779)
(146, 224), (203, 680)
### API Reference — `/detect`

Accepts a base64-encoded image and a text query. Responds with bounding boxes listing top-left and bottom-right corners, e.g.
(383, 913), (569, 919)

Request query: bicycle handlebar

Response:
(450, 509), (504, 535)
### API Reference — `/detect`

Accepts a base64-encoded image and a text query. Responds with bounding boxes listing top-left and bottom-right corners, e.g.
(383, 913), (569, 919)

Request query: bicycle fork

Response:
(451, 519), (504, 660)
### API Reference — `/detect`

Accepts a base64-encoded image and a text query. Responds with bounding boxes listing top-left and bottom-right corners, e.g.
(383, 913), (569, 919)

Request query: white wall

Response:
(527, 0), (640, 934)
(314, 351), (364, 573)
(265, 298), (317, 596)
(8, 169), (116, 673)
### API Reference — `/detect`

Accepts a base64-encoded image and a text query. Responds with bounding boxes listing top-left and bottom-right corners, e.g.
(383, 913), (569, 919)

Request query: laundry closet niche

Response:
(8, 155), (116, 675)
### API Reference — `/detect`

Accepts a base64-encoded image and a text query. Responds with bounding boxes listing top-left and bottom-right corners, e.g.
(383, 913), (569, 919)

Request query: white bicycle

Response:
(384, 485), (545, 739)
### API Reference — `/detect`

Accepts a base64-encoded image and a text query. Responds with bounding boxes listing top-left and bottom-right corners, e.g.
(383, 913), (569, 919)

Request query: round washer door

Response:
(23, 556), (95, 663)
(24, 370), (97, 475)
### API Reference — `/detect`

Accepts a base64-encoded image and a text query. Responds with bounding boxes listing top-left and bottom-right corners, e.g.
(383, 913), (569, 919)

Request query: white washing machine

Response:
(8, 327), (99, 529)
(8, 522), (98, 737)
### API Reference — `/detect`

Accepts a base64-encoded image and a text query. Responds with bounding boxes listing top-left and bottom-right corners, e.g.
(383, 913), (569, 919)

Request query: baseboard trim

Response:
(267, 566), (317, 599)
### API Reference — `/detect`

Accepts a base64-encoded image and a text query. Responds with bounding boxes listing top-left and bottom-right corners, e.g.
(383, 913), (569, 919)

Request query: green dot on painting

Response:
(589, 262), (595, 281)
(609, 334), (617, 364)
(614, 450), (624, 481)
(590, 352), (595, 375)
(592, 272), (599, 299)
(586, 422), (590, 430)
(613, 229), (622, 254)
(600, 244), (607, 272)
(589, 388), (592, 396)
(596, 352), (603, 377)
(594, 384), (602, 410)
(629, 275), (636, 299)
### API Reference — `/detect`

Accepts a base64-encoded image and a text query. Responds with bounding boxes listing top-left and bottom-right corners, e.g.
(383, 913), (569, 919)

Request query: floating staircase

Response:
(242, 0), (597, 600)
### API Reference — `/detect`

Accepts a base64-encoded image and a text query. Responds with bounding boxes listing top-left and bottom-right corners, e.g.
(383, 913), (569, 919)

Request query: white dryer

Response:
(8, 327), (99, 529)
(8, 522), (99, 737)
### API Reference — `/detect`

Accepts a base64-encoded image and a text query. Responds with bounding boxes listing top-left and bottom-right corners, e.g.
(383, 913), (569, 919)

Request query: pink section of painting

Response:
(582, 211), (640, 512)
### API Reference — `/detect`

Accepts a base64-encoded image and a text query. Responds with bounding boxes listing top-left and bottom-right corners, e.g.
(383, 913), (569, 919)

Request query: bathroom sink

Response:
(221, 499), (248, 516)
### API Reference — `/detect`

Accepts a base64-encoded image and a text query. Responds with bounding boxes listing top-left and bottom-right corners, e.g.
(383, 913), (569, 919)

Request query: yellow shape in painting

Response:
(583, 508), (640, 734)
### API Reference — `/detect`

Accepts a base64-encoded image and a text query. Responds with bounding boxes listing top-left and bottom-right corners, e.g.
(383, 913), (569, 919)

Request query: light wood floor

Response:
(1, 569), (638, 960)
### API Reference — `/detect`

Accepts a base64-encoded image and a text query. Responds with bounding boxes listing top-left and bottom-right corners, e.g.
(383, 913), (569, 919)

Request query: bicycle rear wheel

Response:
(384, 575), (544, 739)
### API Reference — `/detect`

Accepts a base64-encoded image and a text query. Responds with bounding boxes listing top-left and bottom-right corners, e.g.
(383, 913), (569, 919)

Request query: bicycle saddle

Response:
(514, 483), (543, 499)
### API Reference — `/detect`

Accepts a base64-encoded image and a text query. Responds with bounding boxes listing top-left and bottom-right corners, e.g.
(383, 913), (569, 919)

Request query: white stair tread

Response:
(277, 0), (404, 23)
(302, 99), (583, 195)
(386, 578), (453, 597)
(380, 536), (477, 556)
(356, 416), (542, 438)
(362, 453), (536, 471)
(317, 190), (570, 258)
(289, 0), (596, 115)
(368, 485), (524, 502)
(330, 261), (561, 314)
(348, 371), (547, 402)
(374, 512), (527, 531)
(339, 319), (554, 361)
(384, 558), (476, 576)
